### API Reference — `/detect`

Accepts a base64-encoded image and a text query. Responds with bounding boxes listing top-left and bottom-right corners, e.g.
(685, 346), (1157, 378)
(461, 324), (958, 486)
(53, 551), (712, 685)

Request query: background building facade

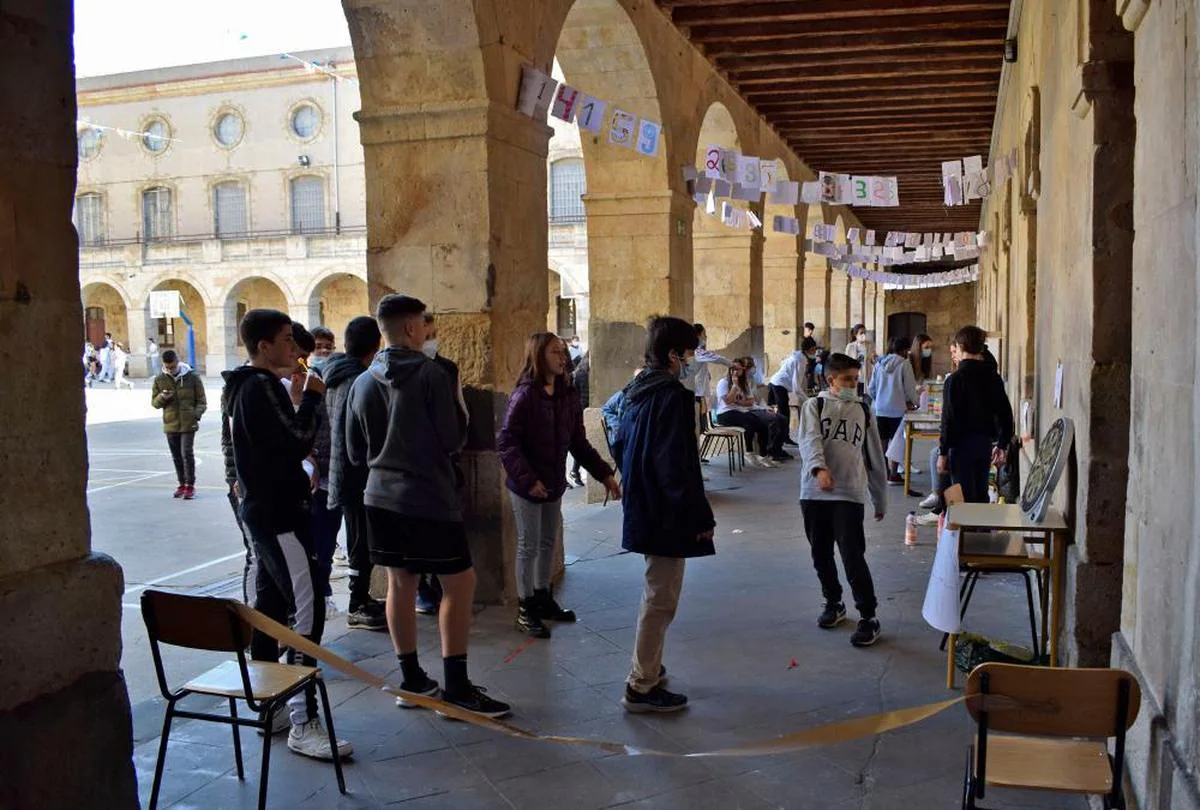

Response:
(76, 49), (590, 375)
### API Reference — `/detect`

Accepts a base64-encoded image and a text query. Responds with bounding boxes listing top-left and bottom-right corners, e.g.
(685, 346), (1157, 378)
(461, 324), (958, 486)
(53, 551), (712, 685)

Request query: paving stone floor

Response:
(133, 454), (1085, 809)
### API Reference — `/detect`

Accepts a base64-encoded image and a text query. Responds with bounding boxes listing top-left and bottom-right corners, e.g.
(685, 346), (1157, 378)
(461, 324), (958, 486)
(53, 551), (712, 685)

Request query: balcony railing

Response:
(79, 226), (367, 269)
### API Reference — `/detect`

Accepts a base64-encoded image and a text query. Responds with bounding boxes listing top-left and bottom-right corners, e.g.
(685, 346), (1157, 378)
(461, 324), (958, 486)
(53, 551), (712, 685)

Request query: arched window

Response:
(73, 193), (105, 246)
(290, 176), (326, 234)
(549, 159), (586, 223)
(213, 182), (248, 238)
(142, 187), (173, 241)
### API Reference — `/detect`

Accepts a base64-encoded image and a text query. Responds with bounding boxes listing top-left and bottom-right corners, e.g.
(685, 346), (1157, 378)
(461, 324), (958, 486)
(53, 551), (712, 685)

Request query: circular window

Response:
(78, 127), (103, 160)
(290, 104), (320, 140)
(142, 118), (170, 154)
(214, 112), (244, 147)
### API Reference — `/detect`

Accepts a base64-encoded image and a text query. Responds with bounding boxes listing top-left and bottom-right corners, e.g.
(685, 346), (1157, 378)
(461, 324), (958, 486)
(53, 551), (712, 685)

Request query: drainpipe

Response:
(331, 66), (341, 234)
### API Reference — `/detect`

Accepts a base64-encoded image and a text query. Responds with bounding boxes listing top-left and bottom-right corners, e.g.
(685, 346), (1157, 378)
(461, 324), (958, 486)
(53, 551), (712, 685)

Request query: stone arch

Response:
(829, 213), (853, 351)
(553, 0), (676, 398)
(692, 100), (757, 368)
(148, 279), (208, 372)
(81, 281), (130, 348)
(308, 272), (370, 347)
(761, 161), (803, 373)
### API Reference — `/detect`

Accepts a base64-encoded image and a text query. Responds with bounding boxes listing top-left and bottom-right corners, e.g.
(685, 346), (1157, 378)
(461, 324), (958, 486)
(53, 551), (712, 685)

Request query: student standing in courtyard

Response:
(151, 350), (206, 500)
(498, 333), (620, 639)
(346, 294), (510, 718)
(798, 353), (887, 647)
(867, 336), (919, 485)
(613, 316), (715, 713)
(223, 308), (352, 759)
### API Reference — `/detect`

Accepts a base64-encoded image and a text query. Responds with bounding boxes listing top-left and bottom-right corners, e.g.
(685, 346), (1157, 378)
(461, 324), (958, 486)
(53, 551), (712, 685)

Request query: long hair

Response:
(911, 332), (933, 381)
(517, 332), (570, 388)
(727, 359), (750, 393)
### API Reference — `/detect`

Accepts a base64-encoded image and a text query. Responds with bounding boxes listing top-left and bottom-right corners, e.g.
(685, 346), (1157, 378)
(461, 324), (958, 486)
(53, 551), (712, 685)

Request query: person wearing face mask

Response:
(768, 336), (818, 417)
(311, 326), (336, 371)
(798, 353), (887, 648)
(845, 324), (876, 389)
(610, 316), (715, 713)
(910, 333), (934, 384)
(686, 323), (730, 405)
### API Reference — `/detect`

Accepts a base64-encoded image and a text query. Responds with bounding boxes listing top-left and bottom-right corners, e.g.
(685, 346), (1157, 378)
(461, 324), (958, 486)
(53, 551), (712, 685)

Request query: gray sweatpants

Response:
(509, 492), (562, 599)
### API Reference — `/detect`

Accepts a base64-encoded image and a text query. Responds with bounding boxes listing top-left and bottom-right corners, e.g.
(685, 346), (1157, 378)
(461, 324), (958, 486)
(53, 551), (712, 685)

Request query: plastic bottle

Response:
(905, 512), (918, 546)
(918, 389), (930, 412)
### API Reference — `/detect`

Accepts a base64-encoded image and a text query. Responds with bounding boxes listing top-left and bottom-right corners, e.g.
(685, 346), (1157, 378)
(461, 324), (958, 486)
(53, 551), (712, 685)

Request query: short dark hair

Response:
(161, 350), (178, 364)
(239, 309), (292, 357)
(825, 352), (861, 377)
(377, 294), (426, 327)
(954, 325), (988, 355)
(851, 323), (867, 336)
(803, 322), (815, 331)
(646, 316), (700, 368)
(311, 325), (334, 342)
(423, 312), (436, 324)
(800, 337), (818, 353)
(292, 323), (315, 354)
(344, 316), (382, 359)
(693, 323), (705, 337)
(888, 335), (913, 356)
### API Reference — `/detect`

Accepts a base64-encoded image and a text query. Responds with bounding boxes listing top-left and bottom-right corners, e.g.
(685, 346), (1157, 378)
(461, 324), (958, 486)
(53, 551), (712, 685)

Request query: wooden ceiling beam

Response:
(668, 0), (1010, 26)
(743, 79), (999, 100)
(702, 32), (1003, 59)
(735, 73), (1000, 93)
(759, 100), (997, 118)
(683, 10), (1010, 42)
(716, 46), (1002, 73)
(746, 84), (998, 105)
(726, 57), (1001, 82)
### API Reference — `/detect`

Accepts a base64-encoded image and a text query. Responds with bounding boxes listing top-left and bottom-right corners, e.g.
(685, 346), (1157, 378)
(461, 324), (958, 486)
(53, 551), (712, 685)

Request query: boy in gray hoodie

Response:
(798, 352), (887, 647)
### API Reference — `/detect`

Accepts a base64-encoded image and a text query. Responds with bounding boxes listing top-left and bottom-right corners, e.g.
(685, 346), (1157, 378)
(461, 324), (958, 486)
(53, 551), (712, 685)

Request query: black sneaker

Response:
(887, 474), (905, 486)
(851, 618), (882, 647)
(622, 684), (688, 714)
(395, 672), (441, 708)
(817, 602), (847, 629)
(442, 684), (511, 719)
(533, 589), (576, 623)
(516, 601), (551, 638)
(347, 600), (387, 631)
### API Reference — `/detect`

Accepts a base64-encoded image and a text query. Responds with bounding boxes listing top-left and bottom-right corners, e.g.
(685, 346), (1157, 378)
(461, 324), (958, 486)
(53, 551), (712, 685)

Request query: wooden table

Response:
(946, 503), (1070, 673)
(903, 411), (941, 496)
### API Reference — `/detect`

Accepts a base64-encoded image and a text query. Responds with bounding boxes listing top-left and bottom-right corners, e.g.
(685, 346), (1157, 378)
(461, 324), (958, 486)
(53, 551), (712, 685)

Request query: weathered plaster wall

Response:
(0, 2), (137, 806)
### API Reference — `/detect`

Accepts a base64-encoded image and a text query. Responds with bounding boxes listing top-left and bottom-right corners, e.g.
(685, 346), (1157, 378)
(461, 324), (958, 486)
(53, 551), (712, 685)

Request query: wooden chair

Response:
(962, 663), (1139, 809)
(700, 409), (744, 475)
(140, 590), (347, 810)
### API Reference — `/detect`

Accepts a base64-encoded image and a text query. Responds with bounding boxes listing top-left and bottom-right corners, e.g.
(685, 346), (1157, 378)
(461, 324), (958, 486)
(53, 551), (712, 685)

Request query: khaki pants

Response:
(628, 555), (686, 694)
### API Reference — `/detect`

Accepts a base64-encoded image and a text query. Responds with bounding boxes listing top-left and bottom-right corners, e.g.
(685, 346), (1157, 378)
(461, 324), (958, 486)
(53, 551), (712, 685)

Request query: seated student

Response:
(867, 336), (919, 485)
(713, 361), (788, 466)
(937, 326), (1014, 504)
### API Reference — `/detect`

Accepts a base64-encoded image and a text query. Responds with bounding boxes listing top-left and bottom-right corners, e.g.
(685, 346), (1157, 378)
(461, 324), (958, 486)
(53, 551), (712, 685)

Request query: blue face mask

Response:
(836, 387), (857, 402)
(674, 353), (696, 380)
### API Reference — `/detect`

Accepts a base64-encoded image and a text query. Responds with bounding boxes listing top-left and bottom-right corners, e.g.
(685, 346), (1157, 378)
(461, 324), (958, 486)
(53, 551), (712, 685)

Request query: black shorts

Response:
(364, 506), (473, 575)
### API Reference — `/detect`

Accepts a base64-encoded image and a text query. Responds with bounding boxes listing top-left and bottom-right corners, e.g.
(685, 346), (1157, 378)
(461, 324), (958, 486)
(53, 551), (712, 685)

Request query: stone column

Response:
(694, 217), (755, 360)
(0, 2), (137, 805)
(849, 277), (865, 331)
(289, 301), (322, 332)
(874, 283), (887, 342)
(762, 251), (802, 373)
(863, 282), (877, 345)
(802, 254), (831, 347)
(585, 189), (694, 401)
(206, 303), (238, 375)
(125, 306), (153, 377)
(828, 267), (851, 350)
(356, 100), (550, 604)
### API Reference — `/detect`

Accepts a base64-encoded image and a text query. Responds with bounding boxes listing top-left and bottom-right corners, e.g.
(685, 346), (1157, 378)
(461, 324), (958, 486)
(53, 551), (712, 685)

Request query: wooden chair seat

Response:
(978, 735), (1112, 794)
(184, 660), (317, 701)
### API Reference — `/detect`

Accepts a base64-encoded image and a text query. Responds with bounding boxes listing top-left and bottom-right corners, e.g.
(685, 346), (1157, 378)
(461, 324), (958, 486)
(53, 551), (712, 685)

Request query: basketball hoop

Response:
(149, 290), (181, 319)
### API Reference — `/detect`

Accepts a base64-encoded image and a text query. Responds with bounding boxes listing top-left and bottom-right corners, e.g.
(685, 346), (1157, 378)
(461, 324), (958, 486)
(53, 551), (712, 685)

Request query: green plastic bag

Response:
(954, 632), (1049, 674)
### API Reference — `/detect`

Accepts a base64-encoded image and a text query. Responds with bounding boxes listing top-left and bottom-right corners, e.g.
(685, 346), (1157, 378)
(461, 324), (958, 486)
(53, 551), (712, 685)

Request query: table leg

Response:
(946, 632), (957, 689)
(904, 426), (913, 496)
(1048, 532), (1065, 667)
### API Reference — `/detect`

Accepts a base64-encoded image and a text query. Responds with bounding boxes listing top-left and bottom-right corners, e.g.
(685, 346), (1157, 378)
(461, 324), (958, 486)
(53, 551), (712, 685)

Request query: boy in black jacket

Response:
(937, 326), (1015, 503)
(222, 308), (351, 761)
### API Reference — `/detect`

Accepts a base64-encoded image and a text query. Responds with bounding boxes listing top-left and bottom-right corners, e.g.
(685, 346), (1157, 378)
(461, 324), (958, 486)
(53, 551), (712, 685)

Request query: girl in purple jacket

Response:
(497, 333), (621, 638)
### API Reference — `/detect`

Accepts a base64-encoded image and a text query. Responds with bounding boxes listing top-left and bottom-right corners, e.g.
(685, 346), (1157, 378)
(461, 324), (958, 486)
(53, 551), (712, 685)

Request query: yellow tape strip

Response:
(231, 601), (965, 758)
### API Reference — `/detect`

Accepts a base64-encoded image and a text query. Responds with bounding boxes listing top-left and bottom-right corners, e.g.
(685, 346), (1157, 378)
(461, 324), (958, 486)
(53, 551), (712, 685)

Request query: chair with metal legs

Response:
(140, 590), (347, 810)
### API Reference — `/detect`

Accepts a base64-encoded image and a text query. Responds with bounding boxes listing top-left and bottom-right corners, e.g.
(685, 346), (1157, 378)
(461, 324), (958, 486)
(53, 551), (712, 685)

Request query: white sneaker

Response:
(919, 493), (938, 510)
(913, 512), (940, 528)
(761, 457), (780, 468)
(287, 717), (353, 761)
(333, 544), (348, 565)
(747, 454), (766, 468)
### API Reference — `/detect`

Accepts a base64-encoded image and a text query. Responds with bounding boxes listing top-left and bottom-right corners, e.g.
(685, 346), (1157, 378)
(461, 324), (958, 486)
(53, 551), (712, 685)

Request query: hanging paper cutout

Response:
(550, 84), (580, 122)
(608, 109), (636, 148)
(576, 96), (607, 133)
(636, 119), (661, 157)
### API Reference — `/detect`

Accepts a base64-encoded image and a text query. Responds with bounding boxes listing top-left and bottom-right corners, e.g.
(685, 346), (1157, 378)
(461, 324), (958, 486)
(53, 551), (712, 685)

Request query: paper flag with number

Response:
(720, 150), (740, 181)
(736, 155), (762, 190)
(963, 155), (984, 175)
(704, 145), (724, 179)
(863, 230), (876, 246)
(770, 181), (800, 206)
(550, 83), (580, 122)
(836, 174), (854, 205)
(636, 119), (661, 157)
(576, 96), (607, 133)
(884, 232), (899, 248)
(904, 233), (920, 248)
(760, 160), (779, 194)
(800, 181), (821, 204)
(819, 172), (838, 203)
(850, 177), (871, 207)
(944, 175), (964, 206)
(941, 159), (964, 178)
(518, 65), (556, 119)
(847, 227), (861, 244)
(608, 109), (636, 148)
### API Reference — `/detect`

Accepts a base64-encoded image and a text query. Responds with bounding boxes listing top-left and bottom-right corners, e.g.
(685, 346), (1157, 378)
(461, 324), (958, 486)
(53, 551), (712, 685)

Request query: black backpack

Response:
(815, 397), (874, 471)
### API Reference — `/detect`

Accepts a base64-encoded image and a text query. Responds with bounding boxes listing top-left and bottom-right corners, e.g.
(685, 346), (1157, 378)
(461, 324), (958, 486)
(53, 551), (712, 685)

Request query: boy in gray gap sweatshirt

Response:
(797, 352), (888, 647)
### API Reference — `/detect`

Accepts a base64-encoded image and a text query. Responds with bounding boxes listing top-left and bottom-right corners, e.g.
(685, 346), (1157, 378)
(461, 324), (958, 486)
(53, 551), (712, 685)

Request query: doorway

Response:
(887, 311), (927, 343)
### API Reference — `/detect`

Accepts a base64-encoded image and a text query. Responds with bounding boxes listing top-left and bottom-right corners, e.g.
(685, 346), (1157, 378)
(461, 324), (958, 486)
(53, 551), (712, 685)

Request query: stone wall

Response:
(883, 282), (978, 380)
(0, 2), (138, 806)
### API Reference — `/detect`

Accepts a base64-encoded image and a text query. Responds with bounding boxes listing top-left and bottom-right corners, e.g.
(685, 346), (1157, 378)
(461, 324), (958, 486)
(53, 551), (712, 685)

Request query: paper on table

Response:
(922, 525), (963, 634)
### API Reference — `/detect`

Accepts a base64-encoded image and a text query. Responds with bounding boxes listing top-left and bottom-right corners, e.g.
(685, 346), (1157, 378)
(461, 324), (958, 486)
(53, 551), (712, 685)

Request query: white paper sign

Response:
(963, 154), (984, 175)
(800, 181), (821, 204)
(922, 525), (962, 634)
(819, 172), (838, 203)
(636, 119), (661, 157)
(736, 155), (762, 189)
(149, 290), (181, 318)
(864, 230), (876, 246)
(904, 233), (921, 248)
(608, 109), (636, 148)
(941, 159), (964, 178)
(576, 96), (607, 133)
(770, 181), (800, 206)
(720, 150), (740, 181)
(1054, 361), (1064, 408)
(732, 183), (761, 202)
(847, 227), (861, 244)
(518, 65), (556, 119)
(550, 84), (580, 122)
(704, 145), (723, 179)
(944, 175), (964, 206)
(760, 160), (779, 194)
(836, 174), (854, 205)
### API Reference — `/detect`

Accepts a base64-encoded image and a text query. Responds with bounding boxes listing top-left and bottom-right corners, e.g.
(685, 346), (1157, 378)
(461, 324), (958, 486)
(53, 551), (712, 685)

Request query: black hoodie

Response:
(939, 357), (1014, 456)
(221, 365), (321, 532)
(323, 352), (369, 510)
(345, 347), (467, 521)
(611, 368), (716, 558)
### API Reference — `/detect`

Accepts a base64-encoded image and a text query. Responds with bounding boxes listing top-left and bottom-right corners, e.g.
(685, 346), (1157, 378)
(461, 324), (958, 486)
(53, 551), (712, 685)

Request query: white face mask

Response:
(422, 339), (439, 359)
(922, 348), (933, 359)
(857, 333), (869, 344)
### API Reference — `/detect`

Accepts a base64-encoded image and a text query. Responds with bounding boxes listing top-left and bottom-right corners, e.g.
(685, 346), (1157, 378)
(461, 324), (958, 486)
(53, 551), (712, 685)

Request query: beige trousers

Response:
(628, 555), (687, 694)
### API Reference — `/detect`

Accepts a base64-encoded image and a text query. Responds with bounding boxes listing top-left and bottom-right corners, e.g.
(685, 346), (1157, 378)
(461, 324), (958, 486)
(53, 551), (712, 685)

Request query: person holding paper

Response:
(797, 353), (887, 648)
(936, 326), (1014, 504)
(715, 361), (786, 467)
